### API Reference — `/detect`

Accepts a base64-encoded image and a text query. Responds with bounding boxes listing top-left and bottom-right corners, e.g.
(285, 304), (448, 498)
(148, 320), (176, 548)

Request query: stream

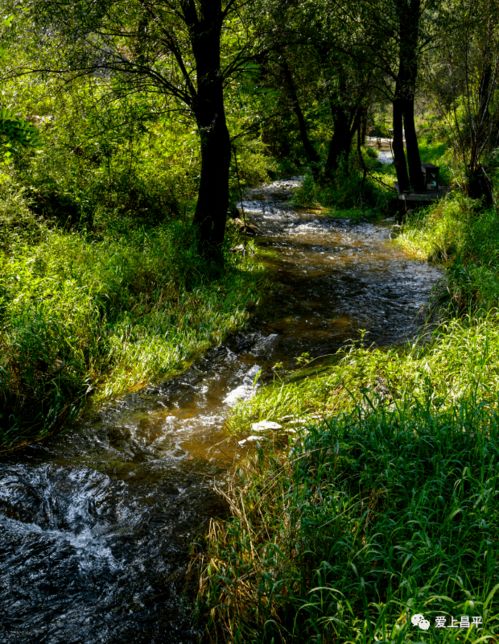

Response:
(0, 180), (442, 643)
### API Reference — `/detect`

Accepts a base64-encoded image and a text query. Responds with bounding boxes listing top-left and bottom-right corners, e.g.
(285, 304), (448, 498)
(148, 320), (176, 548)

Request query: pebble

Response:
(250, 420), (282, 432)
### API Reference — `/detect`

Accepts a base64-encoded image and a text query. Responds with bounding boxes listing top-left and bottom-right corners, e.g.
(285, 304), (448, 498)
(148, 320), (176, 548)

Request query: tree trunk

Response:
(281, 58), (320, 177)
(467, 165), (493, 205)
(187, 0), (231, 266)
(194, 111), (231, 264)
(403, 97), (424, 191)
(392, 96), (410, 192)
(466, 60), (494, 205)
(393, 0), (424, 192)
(324, 104), (353, 179)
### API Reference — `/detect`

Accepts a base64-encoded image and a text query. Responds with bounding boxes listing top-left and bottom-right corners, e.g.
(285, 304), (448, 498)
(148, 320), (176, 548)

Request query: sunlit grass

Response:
(200, 397), (498, 642)
(0, 216), (264, 448)
(227, 312), (498, 435)
(396, 194), (498, 312)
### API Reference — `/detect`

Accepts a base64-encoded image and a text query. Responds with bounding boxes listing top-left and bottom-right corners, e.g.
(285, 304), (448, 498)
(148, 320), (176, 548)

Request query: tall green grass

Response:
(200, 399), (498, 642)
(0, 174), (263, 448)
(291, 155), (394, 217)
(396, 194), (498, 313)
(198, 193), (498, 642)
(226, 312), (498, 436)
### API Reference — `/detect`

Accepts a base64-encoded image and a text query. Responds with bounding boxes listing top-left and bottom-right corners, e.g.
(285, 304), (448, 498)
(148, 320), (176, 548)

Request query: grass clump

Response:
(0, 208), (264, 449)
(227, 313), (498, 435)
(200, 399), (498, 642)
(396, 194), (498, 312)
(292, 160), (394, 218)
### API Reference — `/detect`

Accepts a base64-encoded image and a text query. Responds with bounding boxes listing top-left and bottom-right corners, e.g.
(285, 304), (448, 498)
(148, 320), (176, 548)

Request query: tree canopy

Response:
(0, 0), (497, 250)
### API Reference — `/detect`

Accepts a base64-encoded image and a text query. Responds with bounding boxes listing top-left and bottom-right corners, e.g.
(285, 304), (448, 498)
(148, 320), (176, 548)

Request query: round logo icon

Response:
(411, 614), (431, 630)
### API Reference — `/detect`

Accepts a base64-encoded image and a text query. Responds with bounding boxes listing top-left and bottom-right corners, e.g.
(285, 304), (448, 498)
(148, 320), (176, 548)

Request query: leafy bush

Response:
(0, 108), (40, 156)
(231, 138), (276, 194)
(0, 169), (46, 249)
(292, 160), (393, 214)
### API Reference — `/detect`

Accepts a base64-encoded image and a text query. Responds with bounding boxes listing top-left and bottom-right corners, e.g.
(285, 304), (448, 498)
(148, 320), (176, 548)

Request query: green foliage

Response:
(200, 302), (498, 642)
(200, 398), (498, 642)
(0, 169), (46, 249)
(428, 0), (499, 187)
(291, 172), (318, 207)
(0, 261), (101, 444)
(417, 135), (453, 186)
(14, 83), (200, 231)
(0, 108), (39, 158)
(230, 138), (276, 194)
(0, 30), (268, 448)
(0, 215), (264, 448)
(292, 163), (393, 216)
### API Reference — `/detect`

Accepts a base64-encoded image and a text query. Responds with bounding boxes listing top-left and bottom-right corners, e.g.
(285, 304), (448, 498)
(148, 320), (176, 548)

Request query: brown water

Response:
(0, 180), (441, 643)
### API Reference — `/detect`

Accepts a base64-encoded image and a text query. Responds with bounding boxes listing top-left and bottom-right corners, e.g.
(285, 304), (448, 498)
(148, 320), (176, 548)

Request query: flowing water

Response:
(0, 180), (441, 643)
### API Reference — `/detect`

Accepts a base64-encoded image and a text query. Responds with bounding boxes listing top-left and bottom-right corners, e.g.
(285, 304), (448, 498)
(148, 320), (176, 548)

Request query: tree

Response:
(336, 0), (441, 193)
(14, 0), (256, 264)
(391, 0), (425, 192)
(279, 56), (321, 177)
(255, 0), (379, 183)
(430, 0), (498, 204)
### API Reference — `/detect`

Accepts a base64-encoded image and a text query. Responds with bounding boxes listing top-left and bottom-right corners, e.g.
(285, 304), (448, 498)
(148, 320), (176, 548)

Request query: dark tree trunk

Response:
(467, 165), (493, 205)
(324, 104), (354, 179)
(403, 97), (424, 191)
(392, 0), (424, 192)
(281, 58), (320, 177)
(359, 106), (368, 146)
(194, 111), (231, 264)
(392, 95), (410, 192)
(185, 0), (231, 266)
(466, 61), (494, 205)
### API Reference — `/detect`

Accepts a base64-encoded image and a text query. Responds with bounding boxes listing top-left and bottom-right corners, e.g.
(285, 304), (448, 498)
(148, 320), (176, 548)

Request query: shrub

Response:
(0, 169), (46, 249)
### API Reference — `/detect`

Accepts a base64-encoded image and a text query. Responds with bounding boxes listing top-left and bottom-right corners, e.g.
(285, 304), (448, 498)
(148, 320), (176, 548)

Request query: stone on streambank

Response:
(238, 435), (268, 446)
(237, 421), (281, 446)
(237, 417), (316, 447)
(251, 420), (282, 432)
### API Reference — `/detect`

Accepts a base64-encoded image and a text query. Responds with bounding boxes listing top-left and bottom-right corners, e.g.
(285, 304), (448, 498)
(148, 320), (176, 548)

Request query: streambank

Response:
(0, 180), (444, 642)
(200, 190), (498, 643)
